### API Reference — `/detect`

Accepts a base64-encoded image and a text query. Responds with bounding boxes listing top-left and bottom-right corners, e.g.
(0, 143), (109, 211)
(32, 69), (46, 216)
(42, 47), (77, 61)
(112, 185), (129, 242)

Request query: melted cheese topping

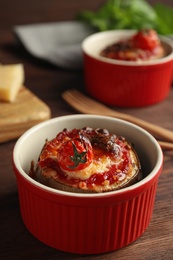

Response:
(41, 149), (137, 185)
(61, 154), (123, 180)
(34, 128), (141, 193)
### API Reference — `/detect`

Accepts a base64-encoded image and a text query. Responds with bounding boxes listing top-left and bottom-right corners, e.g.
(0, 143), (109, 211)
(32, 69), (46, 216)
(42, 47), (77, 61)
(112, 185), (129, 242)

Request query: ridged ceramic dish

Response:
(13, 115), (163, 254)
(82, 30), (173, 107)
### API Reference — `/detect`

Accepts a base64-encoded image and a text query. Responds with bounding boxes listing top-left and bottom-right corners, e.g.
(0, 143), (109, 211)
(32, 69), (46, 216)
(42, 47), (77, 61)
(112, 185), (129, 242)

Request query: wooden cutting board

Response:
(0, 86), (51, 143)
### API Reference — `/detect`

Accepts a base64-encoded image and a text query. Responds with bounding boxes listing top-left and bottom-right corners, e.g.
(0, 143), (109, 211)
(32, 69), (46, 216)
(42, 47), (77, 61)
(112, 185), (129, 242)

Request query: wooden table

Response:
(0, 0), (173, 259)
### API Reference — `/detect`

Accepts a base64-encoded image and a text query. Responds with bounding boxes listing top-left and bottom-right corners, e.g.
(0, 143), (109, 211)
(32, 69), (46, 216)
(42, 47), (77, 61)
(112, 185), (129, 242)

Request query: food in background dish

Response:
(100, 29), (165, 61)
(29, 127), (142, 193)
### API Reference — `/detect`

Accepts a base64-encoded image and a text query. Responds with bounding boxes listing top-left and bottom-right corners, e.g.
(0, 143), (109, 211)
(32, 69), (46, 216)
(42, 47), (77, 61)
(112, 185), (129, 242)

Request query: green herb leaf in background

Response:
(154, 3), (173, 35)
(76, 0), (173, 35)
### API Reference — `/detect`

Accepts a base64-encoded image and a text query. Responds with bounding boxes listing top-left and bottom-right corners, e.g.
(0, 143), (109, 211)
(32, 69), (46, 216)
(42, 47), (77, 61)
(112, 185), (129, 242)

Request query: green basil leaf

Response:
(76, 0), (173, 35)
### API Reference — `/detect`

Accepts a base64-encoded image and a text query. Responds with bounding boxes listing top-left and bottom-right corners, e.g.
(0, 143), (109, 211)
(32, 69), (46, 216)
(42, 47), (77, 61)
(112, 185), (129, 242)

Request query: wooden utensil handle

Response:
(128, 115), (173, 142)
(109, 112), (173, 142)
(158, 140), (173, 150)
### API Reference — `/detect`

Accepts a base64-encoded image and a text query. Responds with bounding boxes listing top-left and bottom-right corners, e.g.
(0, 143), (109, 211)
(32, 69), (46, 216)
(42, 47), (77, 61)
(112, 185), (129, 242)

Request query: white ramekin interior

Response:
(82, 30), (173, 66)
(13, 115), (163, 197)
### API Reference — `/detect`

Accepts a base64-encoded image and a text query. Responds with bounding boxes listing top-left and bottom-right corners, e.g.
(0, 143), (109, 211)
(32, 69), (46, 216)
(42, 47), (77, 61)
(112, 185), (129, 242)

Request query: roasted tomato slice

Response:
(132, 29), (160, 51)
(57, 134), (93, 171)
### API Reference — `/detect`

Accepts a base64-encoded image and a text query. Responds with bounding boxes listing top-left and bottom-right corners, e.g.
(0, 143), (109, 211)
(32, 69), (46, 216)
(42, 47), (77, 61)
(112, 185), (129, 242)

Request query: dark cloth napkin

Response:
(14, 21), (95, 70)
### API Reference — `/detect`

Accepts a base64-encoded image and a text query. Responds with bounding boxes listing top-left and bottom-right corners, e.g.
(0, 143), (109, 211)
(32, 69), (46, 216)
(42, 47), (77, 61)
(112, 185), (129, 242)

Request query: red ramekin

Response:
(13, 115), (163, 254)
(82, 30), (173, 107)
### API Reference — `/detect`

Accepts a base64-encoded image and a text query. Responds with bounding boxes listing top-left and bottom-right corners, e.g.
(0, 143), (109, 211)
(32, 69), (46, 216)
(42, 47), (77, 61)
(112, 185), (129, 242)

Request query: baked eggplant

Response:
(29, 127), (142, 193)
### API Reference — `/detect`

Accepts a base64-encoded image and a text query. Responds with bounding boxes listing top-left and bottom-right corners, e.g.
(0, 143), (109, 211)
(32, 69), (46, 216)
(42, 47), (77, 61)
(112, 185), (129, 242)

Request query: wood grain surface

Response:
(0, 87), (51, 142)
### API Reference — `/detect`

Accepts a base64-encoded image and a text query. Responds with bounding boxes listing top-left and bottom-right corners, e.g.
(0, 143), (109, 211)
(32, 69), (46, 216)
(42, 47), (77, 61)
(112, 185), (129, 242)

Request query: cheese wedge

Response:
(0, 64), (24, 102)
